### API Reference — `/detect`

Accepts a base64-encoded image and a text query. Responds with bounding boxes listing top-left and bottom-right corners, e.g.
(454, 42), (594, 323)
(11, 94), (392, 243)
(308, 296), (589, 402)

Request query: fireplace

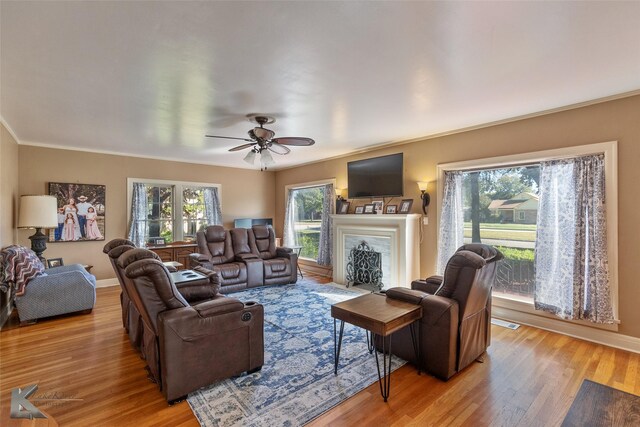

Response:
(346, 241), (383, 291)
(331, 214), (421, 289)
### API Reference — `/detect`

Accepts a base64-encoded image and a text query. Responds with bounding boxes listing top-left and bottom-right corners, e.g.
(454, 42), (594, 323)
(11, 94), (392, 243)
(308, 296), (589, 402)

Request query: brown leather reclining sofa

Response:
(189, 225), (298, 292)
(103, 240), (264, 402)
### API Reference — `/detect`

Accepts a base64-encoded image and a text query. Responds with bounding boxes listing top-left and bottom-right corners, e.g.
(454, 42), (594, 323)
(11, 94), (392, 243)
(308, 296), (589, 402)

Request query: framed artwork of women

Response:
(48, 182), (106, 242)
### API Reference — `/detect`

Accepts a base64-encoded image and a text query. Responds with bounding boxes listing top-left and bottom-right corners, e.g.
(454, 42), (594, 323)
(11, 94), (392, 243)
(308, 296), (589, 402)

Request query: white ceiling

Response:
(2, 1), (640, 170)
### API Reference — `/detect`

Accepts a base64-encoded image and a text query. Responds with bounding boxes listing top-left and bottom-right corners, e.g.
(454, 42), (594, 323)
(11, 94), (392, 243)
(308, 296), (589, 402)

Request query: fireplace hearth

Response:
(346, 241), (383, 291)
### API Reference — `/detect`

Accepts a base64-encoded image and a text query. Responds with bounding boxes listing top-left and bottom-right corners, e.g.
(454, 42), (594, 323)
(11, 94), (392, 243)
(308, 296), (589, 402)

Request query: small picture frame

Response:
(151, 238), (165, 246)
(372, 200), (384, 214)
(398, 199), (414, 214)
(47, 258), (64, 268)
(385, 204), (398, 214)
(363, 203), (375, 214)
(354, 206), (365, 214)
(338, 201), (350, 214)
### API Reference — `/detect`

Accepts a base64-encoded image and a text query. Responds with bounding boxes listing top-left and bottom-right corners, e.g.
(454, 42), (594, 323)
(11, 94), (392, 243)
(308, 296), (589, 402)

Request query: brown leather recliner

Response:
(249, 225), (298, 285)
(385, 244), (503, 380)
(104, 239), (219, 352)
(120, 248), (264, 402)
(103, 238), (143, 348)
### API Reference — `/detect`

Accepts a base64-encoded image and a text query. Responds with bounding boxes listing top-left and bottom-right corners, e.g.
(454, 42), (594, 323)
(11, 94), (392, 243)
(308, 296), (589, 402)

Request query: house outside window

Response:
(462, 165), (539, 300)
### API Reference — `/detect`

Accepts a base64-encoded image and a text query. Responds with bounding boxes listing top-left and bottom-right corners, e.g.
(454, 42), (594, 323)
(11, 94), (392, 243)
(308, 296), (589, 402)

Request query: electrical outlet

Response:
(423, 217), (429, 225)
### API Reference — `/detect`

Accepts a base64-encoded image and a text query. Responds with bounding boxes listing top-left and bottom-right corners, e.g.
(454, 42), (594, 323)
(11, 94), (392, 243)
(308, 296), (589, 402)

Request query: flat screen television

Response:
(347, 153), (403, 198)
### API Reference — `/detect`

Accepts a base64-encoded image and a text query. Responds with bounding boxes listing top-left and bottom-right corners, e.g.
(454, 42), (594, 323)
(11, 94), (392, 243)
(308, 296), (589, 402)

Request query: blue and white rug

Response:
(187, 282), (406, 426)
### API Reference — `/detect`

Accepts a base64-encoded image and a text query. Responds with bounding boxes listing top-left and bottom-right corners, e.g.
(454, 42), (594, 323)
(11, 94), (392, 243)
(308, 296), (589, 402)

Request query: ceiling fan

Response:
(205, 115), (315, 170)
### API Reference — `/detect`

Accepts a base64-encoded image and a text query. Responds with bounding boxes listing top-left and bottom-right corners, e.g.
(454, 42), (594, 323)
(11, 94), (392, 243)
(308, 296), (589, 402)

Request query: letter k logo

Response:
(10, 384), (46, 419)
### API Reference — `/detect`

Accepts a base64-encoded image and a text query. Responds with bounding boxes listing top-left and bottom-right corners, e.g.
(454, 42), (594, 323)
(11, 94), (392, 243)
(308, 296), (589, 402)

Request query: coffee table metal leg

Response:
(409, 321), (421, 374)
(366, 330), (374, 354)
(373, 334), (392, 402)
(333, 319), (345, 375)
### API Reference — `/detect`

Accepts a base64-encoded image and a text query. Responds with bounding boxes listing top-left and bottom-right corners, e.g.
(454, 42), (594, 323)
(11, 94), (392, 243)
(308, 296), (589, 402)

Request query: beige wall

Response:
(1, 123), (19, 247)
(18, 146), (275, 281)
(1, 122), (20, 326)
(275, 94), (640, 338)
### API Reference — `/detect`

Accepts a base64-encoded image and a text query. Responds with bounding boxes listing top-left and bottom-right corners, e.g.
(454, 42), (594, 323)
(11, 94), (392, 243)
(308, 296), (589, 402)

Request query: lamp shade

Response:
(18, 195), (58, 229)
(261, 150), (275, 168)
(417, 181), (429, 192)
(243, 150), (257, 165)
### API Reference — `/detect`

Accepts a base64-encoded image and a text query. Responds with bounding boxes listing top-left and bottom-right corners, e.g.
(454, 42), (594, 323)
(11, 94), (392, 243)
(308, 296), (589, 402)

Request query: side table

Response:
(331, 293), (422, 402)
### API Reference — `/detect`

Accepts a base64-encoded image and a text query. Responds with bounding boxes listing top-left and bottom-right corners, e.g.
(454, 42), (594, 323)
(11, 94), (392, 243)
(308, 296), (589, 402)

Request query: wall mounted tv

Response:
(347, 153), (403, 198)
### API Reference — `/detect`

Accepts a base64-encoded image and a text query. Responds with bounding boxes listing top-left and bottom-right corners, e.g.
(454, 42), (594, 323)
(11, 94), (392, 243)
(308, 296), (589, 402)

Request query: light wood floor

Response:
(1, 274), (639, 426)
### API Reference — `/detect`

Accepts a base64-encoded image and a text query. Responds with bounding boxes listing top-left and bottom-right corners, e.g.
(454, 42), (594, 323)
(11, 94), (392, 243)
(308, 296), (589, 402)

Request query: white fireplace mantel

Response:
(331, 214), (421, 289)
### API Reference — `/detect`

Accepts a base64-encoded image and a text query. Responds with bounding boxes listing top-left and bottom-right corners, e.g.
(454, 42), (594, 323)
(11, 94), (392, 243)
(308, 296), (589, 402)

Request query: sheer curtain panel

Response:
(437, 171), (464, 274)
(534, 154), (614, 323)
(203, 187), (222, 226)
(316, 183), (334, 266)
(283, 189), (296, 248)
(128, 182), (148, 247)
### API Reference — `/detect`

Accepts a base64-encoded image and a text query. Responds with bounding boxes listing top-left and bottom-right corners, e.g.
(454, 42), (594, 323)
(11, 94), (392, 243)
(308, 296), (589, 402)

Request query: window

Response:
(146, 184), (174, 243)
(128, 179), (221, 245)
(462, 165), (539, 300)
(290, 185), (325, 259)
(182, 187), (208, 240)
(438, 141), (618, 323)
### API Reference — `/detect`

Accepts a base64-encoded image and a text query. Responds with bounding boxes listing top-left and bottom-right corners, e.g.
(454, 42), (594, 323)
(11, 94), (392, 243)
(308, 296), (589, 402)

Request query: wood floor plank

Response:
(1, 272), (638, 426)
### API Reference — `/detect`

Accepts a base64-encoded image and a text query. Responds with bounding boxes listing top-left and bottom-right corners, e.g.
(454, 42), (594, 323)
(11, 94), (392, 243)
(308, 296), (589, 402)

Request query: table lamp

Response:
(18, 195), (58, 261)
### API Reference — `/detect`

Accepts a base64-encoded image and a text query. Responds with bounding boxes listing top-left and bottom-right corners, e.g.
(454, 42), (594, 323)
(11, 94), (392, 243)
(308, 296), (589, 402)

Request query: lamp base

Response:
(421, 192), (431, 215)
(28, 228), (48, 262)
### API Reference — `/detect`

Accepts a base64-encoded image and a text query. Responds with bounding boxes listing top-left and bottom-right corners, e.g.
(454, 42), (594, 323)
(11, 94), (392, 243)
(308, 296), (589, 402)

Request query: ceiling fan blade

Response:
(205, 135), (254, 142)
(268, 143), (291, 155)
(272, 137), (315, 146)
(228, 143), (256, 152)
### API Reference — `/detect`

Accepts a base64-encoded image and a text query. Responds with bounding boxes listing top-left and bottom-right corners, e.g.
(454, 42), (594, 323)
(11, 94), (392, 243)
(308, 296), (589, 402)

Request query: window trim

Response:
(436, 141), (619, 328)
(284, 178), (336, 261)
(127, 178), (222, 243)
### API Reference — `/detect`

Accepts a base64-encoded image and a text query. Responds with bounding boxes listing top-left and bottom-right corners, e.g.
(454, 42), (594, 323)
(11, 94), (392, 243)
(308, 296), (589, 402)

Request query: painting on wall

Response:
(48, 182), (106, 242)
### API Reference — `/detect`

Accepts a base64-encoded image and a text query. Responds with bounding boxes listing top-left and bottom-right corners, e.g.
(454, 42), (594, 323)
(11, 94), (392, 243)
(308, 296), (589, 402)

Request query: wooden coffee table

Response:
(331, 293), (422, 401)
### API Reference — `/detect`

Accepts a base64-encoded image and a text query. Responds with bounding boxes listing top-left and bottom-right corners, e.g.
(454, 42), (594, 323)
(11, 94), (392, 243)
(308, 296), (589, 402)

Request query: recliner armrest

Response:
(193, 297), (244, 317)
(235, 253), (259, 262)
(412, 275), (443, 294)
(386, 287), (428, 305)
(189, 253), (210, 263)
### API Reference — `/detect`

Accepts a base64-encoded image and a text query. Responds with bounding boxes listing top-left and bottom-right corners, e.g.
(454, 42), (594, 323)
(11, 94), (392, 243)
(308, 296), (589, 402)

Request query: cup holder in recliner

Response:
(244, 301), (257, 307)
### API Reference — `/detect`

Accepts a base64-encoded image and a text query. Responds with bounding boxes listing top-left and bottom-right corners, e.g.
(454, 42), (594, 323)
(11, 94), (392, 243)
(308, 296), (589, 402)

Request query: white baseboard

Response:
(96, 278), (119, 288)
(492, 305), (640, 354)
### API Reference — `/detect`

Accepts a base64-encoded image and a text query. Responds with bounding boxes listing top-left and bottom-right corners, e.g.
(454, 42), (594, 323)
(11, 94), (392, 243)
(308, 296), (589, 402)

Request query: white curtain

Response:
(127, 183), (148, 247)
(283, 189), (296, 247)
(437, 171), (464, 274)
(534, 154), (614, 323)
(203, 187), (222, 226)
(316, 183), (334, 266)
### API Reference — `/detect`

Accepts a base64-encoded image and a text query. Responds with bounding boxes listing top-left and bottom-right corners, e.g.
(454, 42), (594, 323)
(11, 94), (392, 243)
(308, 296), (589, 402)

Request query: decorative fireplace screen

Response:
(346, 241), (383, 291)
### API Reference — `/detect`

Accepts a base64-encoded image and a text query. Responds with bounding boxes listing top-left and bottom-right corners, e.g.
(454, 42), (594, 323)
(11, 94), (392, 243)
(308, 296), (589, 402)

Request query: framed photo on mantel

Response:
(398, 199), (414, 214)
(338, 201), (350, 214)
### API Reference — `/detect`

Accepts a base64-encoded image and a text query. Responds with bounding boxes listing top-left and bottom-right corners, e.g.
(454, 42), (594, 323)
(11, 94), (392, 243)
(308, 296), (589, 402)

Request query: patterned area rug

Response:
(187, 281), (406, 426)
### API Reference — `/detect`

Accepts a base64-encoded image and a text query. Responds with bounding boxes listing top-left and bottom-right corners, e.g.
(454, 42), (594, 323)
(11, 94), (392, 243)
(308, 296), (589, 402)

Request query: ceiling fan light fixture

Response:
(260, 149), (275, 168)
(243, 150), (257, 165)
